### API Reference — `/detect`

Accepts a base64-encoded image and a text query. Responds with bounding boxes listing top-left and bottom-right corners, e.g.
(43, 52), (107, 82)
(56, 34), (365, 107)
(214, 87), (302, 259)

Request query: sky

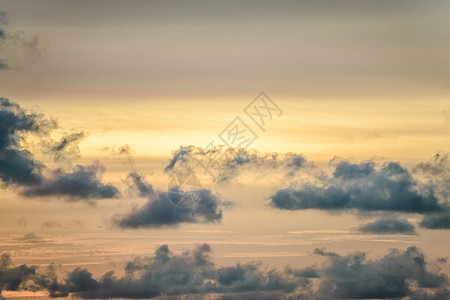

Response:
(0, 1), (450, 299)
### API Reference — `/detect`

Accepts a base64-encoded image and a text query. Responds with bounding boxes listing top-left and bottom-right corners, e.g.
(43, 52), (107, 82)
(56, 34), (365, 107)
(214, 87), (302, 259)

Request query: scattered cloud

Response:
(165, 145), (313, 183)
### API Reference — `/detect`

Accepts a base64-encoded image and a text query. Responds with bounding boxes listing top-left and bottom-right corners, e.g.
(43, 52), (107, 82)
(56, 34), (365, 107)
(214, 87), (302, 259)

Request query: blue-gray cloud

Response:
(0, 98), (118, 201)
(113, 188), (223, 228)
(271, 161), (444, 213)
(2, 244), (448, 299)
(0, 97), (53, 186)
(358, 217), (416, 235)
(20, 162), (118, 201)
(420, 212), (450, 230)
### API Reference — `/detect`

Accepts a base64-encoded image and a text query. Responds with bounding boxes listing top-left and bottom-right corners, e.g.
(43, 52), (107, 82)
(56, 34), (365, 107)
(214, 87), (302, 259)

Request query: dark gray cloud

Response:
(271, 160), (444, 213)
(420, 212), (450, 230)
(0, 253), (37, 294)
(20, 162), (119, 201)
(113, 187), (223, 228)
(0, 98), (118, 202)
(358, 217), (416, 235)
(1, 244), (448, 299)
(165, 145), (312, 182)
(0, 97), (54, 186)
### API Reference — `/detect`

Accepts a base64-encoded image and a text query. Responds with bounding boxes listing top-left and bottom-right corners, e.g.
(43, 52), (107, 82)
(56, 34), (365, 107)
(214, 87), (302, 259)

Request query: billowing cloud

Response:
(0, 98), (118, 202)
(1, 245), (448, 299)
(271, 160), (445, 214)
(113, 187), (223, 228)
(358, 217), (416, 235)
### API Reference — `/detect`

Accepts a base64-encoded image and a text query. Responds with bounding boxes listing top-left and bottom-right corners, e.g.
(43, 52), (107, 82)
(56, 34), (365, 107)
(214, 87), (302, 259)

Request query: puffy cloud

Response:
(165, 145), (313, 182)
(113, 187), (223, 228)
(271, 161), (444, 213)
(358, 217), (416, 235)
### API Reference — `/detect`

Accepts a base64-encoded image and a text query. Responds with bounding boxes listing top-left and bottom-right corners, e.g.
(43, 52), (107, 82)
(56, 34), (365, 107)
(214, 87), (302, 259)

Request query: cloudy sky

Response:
(0, 1), (450, 299)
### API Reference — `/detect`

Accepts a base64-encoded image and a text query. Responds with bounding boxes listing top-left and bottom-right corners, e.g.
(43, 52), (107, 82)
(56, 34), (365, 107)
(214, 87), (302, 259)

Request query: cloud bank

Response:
(0, 244), (448, 299)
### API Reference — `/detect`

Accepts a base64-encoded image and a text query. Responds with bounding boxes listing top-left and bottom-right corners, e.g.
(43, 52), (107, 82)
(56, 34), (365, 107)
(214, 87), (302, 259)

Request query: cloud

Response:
(0, 59), (10, 70)
(420, 212), (450, 230)
(358, 217), (417, 235)
(0, 253), (37, 294)
(126, 172), (154, 198)
(165, 145), (313, 182)
(113, 187), (223, 228)
(0, 98), (118, 202)
(271, 160), (445, 214)
(312, 246), (448, 299)
(0, 97), (54, 186)
(1, 245), (448, 299)
(46, 131), (86, 163)
(0, 10), (45, 71)
(20, 162), (118, 201)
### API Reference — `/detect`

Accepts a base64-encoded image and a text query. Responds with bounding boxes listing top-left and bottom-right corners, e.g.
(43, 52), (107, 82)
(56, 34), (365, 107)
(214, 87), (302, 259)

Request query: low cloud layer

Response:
(0, 98), (118, 201)
(165, 145), (313, 182)
(0, 244), (448, 299)
(358, 217), (416, 235)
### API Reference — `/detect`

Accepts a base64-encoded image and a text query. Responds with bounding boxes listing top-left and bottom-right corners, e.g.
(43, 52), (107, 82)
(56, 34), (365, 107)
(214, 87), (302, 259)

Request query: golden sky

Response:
(0, 1), (450, 299)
